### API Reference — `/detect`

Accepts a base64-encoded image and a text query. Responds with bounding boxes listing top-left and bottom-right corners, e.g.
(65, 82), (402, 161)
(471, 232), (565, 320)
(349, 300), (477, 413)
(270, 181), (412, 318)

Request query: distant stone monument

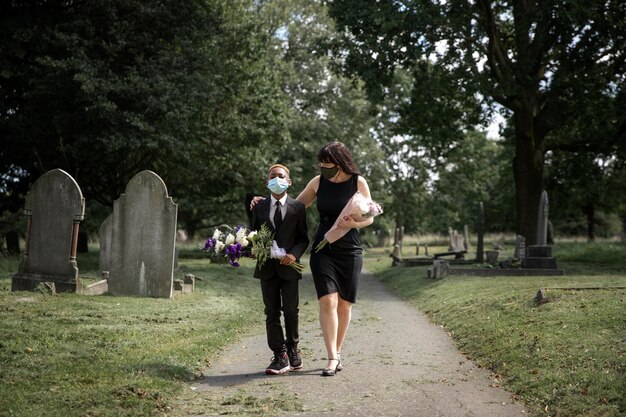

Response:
(522, 191), (558, 269)
(109, 171), (177, 298)
(98, 213), (113, 273)
(11, 169), (85, 293)
(476, 202), (484, 263)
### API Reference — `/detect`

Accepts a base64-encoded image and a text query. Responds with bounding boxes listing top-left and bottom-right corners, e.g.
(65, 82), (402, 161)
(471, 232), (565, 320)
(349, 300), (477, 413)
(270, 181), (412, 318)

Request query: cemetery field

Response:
(363, 241), (626, 417)
(0, 241), (624, 417)
(0, 249), (264, 417)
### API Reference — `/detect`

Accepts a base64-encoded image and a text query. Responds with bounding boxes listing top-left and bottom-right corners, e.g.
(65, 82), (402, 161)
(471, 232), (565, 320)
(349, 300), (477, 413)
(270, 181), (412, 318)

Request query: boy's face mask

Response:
(267, 177), (289, 194)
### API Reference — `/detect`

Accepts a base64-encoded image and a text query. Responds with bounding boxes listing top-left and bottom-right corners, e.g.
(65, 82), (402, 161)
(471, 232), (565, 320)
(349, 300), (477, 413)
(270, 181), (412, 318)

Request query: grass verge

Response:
(0, 251), (269, 417)
(364, 242), (626, 417)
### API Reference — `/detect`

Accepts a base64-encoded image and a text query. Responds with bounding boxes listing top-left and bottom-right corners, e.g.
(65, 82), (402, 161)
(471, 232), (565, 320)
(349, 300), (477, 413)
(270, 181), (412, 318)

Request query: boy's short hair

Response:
(268, 164), (290, 176)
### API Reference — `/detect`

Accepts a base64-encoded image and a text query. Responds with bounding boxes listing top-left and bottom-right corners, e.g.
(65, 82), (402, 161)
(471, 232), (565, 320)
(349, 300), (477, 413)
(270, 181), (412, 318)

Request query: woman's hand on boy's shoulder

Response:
(249, 196), (265, 210)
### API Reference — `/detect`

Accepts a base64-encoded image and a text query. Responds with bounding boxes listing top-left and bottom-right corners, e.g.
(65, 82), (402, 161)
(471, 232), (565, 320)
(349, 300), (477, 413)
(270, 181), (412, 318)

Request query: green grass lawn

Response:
(364, 241), (626, 417)
(1, 241), (625, 417)
(0, 250), (265, 417)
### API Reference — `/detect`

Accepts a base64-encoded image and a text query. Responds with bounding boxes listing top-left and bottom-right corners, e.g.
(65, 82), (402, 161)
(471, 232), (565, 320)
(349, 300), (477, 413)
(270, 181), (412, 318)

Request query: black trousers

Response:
(260, 277), (300, 354)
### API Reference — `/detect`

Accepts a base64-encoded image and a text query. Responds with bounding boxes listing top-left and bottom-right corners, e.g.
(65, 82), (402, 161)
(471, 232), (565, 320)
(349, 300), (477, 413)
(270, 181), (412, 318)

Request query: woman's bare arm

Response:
(296, 175), (320, 208)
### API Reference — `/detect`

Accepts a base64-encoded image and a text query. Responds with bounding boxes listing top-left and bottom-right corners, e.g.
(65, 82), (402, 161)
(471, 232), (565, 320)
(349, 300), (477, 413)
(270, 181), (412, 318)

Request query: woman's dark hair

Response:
(318, 142), (361, 175)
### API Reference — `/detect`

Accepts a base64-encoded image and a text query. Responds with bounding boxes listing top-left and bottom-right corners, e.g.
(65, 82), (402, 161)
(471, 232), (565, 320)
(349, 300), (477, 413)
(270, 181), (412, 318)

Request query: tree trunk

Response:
(584, 202), (595, 242)
(513, 105), (544, 245)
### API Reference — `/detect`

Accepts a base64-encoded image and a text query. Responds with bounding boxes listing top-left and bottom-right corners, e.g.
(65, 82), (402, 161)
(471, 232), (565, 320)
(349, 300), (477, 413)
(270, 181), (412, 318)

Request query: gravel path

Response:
(191, 271), (528, 416)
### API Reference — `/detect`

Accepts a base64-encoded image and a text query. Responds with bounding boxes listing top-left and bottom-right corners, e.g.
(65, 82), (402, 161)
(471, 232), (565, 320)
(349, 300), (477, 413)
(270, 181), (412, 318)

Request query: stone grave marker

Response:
(476, 202), (484, 263)
(11, 169), (85, 293)
(109, 171), (177, 298)
(523, 191), (559, 269)
(463, 224), (470, 251)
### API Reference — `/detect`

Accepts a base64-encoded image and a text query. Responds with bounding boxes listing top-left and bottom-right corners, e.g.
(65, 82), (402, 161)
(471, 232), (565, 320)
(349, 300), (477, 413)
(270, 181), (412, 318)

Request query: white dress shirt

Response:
(269, 194), (288, 228)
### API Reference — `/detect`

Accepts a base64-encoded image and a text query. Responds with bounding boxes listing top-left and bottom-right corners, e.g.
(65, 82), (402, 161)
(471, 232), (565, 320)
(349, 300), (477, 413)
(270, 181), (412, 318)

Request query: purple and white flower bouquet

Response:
(203, 225), (251, 267)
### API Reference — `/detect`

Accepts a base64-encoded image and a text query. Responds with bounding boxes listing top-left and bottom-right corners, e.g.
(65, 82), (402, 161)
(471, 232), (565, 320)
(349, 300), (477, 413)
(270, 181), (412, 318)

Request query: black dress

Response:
(310, 175), (363, 303)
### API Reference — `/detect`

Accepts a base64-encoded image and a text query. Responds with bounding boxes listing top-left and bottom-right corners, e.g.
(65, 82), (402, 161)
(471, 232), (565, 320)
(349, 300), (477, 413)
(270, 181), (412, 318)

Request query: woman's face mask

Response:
(320, 164), (339, 180)
(267, 177), (289, 194)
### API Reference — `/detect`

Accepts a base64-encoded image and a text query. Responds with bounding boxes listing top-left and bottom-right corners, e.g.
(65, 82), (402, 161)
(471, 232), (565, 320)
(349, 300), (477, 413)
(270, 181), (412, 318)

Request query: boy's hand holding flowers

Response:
(251, 224), (305, 272)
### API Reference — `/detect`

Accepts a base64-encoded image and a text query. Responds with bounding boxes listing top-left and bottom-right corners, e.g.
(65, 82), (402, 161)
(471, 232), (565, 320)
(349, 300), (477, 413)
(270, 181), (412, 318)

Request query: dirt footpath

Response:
(191, 271), (528, 416)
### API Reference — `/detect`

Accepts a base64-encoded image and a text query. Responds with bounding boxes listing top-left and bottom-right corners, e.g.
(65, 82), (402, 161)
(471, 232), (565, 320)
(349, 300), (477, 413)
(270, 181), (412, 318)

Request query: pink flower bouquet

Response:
(314, 191), (383, 252)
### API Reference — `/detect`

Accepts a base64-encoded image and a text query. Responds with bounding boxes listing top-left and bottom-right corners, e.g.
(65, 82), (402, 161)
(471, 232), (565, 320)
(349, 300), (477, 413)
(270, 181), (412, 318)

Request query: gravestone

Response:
(463, 225), (470, 251)
(391, 244), (401, 266)
(523, 191), (559, 269)
(476, 202), (484, 263)
(513, 235), (526, 260)
(427, 259), (449, 279)
(451, 230), (465, 252)
(11, 169), (85, 293)
(98, 213), (113, 273)
(485, 250), (499, 264)
(447, 227), (454, 251)
(109, 171), (177, 298)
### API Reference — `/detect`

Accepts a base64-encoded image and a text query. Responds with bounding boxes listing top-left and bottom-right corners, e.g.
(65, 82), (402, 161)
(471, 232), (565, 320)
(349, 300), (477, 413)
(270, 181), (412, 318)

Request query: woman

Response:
(251, 142), (374, 376)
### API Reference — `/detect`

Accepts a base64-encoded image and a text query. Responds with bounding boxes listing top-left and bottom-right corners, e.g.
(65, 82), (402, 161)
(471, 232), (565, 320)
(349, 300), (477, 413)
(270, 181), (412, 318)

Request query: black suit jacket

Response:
(251, 195), (309, 280)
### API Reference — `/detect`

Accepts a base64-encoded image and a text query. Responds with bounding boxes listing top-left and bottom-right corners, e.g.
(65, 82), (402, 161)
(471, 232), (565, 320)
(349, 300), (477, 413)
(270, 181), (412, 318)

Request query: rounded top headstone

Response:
(25, 168), (85, 217)
(125, 170), (170, 199)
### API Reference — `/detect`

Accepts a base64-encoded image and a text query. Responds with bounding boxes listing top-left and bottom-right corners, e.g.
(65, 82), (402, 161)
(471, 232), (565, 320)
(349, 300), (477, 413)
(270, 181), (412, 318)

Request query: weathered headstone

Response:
(11, 169), (85, 293)
(463, 225), (470, 251)
(485, 250), (499, 264)
(451, 230), (465, 252)
(513, 235), (526, 260)
(98, 213), (113, 273)
(427, 259), (449, 279)
(476, 202), (484, 263)
(523, 191), (559, 270)
(109, 171), (177, 298)
(391, 244), (401, 263)
(447, 227), (454, 251)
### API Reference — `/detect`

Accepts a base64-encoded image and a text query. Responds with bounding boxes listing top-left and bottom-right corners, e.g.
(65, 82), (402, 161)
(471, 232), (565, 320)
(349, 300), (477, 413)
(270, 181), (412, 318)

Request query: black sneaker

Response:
(288, 346), (303, 370)
(265, 352), (289, 375)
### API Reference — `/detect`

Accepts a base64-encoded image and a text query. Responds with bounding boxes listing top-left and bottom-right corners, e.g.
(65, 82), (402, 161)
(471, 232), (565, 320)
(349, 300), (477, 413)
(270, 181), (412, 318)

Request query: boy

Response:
(251, 164), (309, 374)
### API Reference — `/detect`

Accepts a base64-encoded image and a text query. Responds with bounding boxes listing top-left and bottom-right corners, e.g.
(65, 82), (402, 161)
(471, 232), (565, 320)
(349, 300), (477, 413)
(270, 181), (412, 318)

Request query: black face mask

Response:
(320, 165), (339, 180)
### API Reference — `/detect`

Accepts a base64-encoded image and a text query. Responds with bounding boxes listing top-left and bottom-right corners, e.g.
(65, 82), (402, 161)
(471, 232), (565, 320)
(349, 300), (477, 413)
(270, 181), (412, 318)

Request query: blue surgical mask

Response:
(267, 177), (289, 194)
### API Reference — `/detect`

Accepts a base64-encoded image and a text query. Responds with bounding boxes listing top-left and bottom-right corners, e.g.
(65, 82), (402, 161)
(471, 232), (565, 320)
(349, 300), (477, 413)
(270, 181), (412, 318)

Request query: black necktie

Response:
(273, 201), (283, 231)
